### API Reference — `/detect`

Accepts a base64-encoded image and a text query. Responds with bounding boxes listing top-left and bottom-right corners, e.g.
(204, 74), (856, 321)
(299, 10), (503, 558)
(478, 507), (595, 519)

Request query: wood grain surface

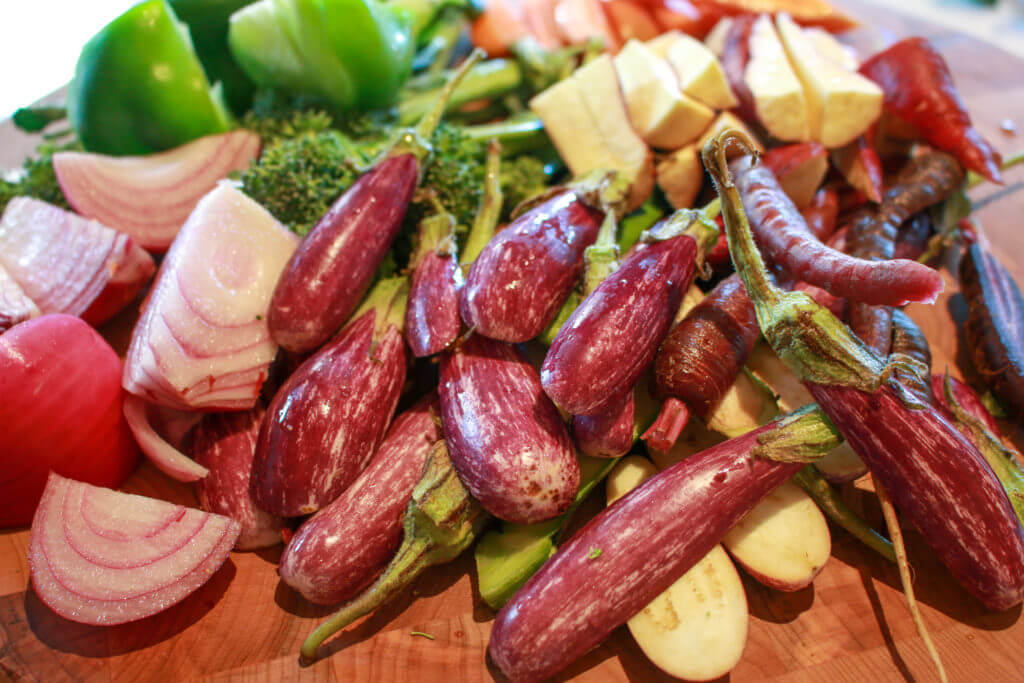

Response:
(3, 2), (1024, 681)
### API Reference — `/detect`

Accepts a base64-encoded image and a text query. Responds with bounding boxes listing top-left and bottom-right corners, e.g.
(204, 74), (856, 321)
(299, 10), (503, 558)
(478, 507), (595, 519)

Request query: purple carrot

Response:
(252, 278), (408, 517)
(730, 156), (944, 306)
(191, 406), (286, 551)
(489, 407), (840, 682)
(541, 210), (718, 416)
(439, 334), (579, 523)
(268, 51), (483, 354)
(279, 393), (443, 605)
(706, 128), (1024, 612)
(458, 177), (612, 342)
(653, 273), (758, 418)
(894, 213), (933, 261)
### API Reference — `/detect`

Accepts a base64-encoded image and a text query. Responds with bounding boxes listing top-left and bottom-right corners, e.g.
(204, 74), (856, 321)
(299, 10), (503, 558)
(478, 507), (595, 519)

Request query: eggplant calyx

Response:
(352, 276), (411, 344)
(751, 405), (842, 464)
(300, 441), (487, 660)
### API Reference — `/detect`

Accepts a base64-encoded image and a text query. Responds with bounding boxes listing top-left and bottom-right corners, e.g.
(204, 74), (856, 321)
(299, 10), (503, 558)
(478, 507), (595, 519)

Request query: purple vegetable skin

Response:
(439, 334), (579, 523)
(808, 382), (1024, 611)
(406, 249), (462, 357)
(191, 406), (286, 551)
(572, 389), (635, 458)
(489, 411), (826, 682)
(279, 394), (443, 604)
(459, 191), (604, 343)
(268, 155), (418, 353)
(541, 218), (708, 416)
(252, 306), (406, 517)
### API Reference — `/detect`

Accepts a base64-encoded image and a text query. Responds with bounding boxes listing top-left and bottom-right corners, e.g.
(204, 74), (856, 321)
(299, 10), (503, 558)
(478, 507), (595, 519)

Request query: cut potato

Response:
(803, 26), (859, 71)
(697, 111), (764, 154)
(530, 55), (653, 209)
(607, 455), (658, 505)
(744, 14), (810, 142)
(775, 13), (882, 148)
(762, 141), (828, 209)
(816, 442), (868, 484)
(704, 17), (733, 58)
(705, 370), (779, 438)
(674, 283), (706, 324)
(656, 145), (703, 210)
(664, 33), (739, 110)
(723, 481), (831, 591)
(648, 417), (723, 471)
(645, 29), (682, 58)
(609, 456), (749, 682)
(614, 40), (715, 149)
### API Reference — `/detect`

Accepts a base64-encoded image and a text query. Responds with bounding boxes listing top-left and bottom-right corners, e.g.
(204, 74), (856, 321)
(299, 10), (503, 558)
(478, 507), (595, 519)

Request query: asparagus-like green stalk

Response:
(389, 49), (486, 162)
(475, 455), (620, 609)
(792, 466), (896, 563)
(942, 376), (1024, 526)
(397, 58), (523, 125)
(463, 113), (551, 156)
(301, 441), (487, 660)
(460, 140), (503, 266)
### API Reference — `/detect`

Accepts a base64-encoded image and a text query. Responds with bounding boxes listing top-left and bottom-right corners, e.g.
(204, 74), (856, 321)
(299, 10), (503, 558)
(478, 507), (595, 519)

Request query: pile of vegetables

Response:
(4, 0), (1024, 680)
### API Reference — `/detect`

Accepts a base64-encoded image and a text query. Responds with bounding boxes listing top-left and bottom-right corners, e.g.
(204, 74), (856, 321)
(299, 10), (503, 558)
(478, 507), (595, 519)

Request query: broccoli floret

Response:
(0, 138), (79, 216)
(499, 155), (555, 216)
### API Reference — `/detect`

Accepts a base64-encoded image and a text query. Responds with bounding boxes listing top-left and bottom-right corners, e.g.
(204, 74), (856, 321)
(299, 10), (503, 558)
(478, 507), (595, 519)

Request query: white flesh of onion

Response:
(122, 395), (209, 482)
(29, 473), (239, 626)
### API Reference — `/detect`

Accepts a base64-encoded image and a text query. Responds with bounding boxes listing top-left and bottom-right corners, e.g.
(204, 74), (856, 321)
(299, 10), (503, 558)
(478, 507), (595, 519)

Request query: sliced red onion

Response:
(0, 263), (39, 333)
(53, 131), (261, 252)
(123, 395), (209, 482)
(0, 198), (155, 326)
(122, 183), (299, 411)
(28, 472), (240, 626)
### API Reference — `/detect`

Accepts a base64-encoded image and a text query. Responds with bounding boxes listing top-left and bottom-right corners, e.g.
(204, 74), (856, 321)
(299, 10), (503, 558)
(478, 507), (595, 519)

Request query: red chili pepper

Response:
(800, 188), (838, 242)
(860, 38), (1003, 184)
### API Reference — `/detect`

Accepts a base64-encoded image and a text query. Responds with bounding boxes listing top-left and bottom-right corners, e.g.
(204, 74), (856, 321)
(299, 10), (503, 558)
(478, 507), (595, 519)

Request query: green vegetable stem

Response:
(68, 0), (233, 155)
(301, 441), (487, 660)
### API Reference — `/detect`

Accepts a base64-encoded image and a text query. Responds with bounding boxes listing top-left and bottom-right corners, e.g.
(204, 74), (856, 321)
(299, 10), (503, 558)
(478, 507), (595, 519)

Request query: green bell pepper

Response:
(228, 0), (415, 112)
(170, 0), (258, 114)
(68, 0), (232, 155)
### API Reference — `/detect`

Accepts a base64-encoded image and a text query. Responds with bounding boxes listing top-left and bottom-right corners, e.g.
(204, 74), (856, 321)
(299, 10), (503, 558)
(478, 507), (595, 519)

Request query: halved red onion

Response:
(122, 183), (298, 411)
(29, 472), (240, 625)
(0, 263), (39, 333)
(123, 395), (209, 482)
(0, 198), (155, 326)
(53, 130), (261, 252)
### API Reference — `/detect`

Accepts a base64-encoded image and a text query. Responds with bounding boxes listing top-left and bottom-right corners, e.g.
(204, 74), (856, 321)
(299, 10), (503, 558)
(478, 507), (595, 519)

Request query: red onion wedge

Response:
(1, 315), (139, 528)
(123, 395), (209, 482)
(53, 130), (261, 252)
(29, 472), (240, 626)
(0, 197), (155, 326)
(191, 407), (286, 551)
(122, 183), (299, 411)
(0, 263), (39, 333)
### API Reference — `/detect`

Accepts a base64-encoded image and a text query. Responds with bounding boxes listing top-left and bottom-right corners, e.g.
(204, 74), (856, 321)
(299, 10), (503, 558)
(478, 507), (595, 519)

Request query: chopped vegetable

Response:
(68, 0), (232, 155)
(28, 473), (239, 625)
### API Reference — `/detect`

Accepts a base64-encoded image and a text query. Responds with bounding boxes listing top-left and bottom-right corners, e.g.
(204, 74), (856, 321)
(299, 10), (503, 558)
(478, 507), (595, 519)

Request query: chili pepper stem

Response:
(874, 476), (948, 683)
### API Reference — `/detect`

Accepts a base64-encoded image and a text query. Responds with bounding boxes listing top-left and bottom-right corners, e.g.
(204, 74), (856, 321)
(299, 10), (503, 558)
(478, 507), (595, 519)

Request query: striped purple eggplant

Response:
(961, 243), (1024, 421)
(541, 212), (716, 416)
(458, 190), (604, 343)
(572, 389), (634, 458)
(252, 279), (408, 517)
(808, 381), (1024, 610)
(932, 373), (999, 434)
(488, 407), (837, 682)
(279, 393), (443, 605)
(439, 334), (579, 523)
(406, 242), (462, 358)
(653, 274), (758, 417)
(267, 52), (482, 354)
(191, 406), (286, 551)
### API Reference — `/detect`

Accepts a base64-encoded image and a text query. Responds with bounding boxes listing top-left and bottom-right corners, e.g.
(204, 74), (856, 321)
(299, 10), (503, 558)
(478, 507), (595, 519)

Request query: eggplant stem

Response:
(873, 476), (947, 683)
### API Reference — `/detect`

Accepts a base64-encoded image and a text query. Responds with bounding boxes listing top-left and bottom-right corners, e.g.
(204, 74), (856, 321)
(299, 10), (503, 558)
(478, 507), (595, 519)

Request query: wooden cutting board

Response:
(3, 2), (1024, 680)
